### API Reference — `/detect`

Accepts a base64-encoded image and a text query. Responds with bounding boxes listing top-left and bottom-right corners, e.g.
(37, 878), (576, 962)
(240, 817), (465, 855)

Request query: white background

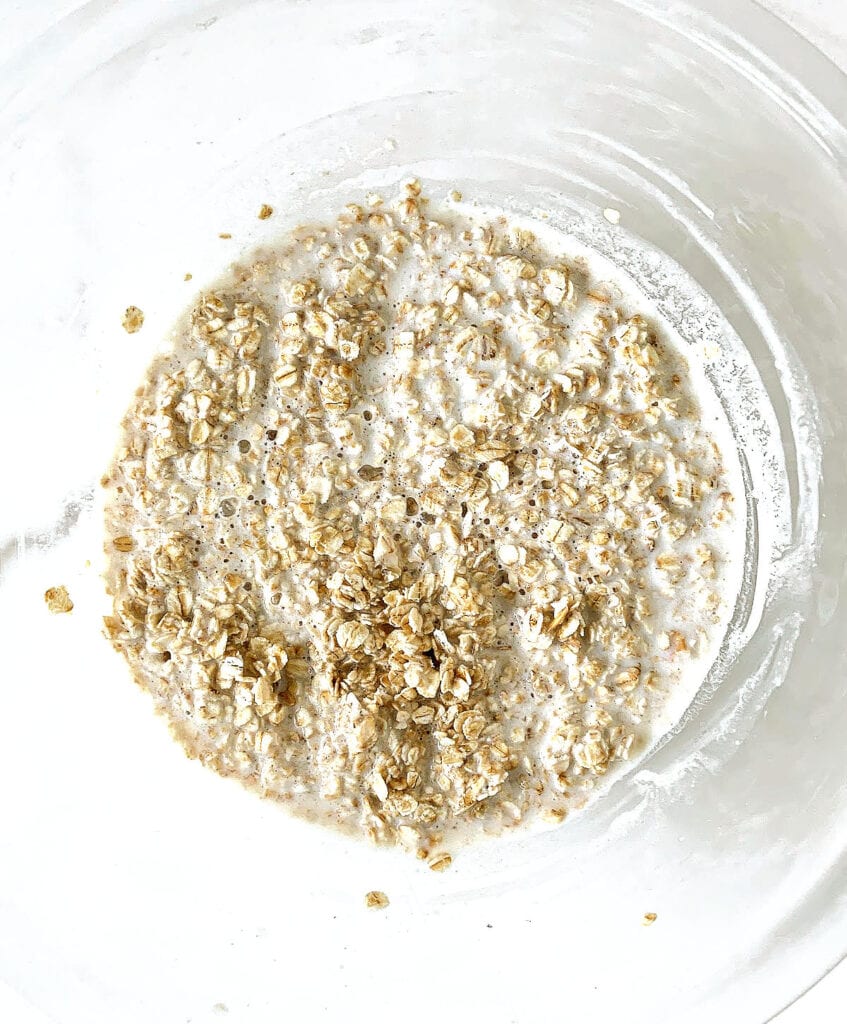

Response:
(764, 0), (847, 68)
(749, 5), (847, 1018)
(1, 2), (844, 1021)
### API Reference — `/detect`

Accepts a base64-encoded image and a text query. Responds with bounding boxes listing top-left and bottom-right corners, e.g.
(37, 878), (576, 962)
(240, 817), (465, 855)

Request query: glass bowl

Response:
(1, 1), (845, 1021)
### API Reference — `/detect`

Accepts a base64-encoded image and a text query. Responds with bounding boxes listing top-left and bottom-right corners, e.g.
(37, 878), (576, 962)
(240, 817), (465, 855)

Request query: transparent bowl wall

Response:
(1, 2), (845, 1022)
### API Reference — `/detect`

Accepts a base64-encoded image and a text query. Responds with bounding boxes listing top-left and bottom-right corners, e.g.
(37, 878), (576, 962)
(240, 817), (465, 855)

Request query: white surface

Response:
(763, 0), (847, 68)
(767, 1), (847, 1016)
(762, 2), (847, 1019)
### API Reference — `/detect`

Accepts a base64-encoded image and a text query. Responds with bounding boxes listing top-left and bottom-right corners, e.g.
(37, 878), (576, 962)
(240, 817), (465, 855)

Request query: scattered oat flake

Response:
(603, 207), (621, 224)
(184, 273), (193, 281)
(122, 306), (144, 333)
(365, 890), (390, 909)
(643, 912), (657, 925)
(258, 204), (274, 220)
(428, 853), (453, 872)
(219, 232), (232, 239)
(45, 586), (73, 614)
(450, 189), (463, 202)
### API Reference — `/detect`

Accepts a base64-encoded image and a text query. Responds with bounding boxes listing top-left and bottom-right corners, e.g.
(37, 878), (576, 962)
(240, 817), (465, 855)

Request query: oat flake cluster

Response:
(103, 183), (735, 851)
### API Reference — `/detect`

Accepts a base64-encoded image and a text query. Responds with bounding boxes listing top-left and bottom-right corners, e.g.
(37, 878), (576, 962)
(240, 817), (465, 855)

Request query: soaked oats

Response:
(103, 183), (739, 849)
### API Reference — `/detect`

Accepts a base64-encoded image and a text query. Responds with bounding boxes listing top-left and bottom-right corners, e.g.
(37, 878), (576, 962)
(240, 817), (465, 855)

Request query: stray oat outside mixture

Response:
(365, 890), (390, 910)
(122, 306), (144, 334)
(102, 182), (739, 851)
(45, 586), (74, 614)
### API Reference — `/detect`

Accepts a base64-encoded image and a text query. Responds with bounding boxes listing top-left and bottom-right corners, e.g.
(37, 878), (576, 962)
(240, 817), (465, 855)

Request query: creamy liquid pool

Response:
(103, 184), (743, 852)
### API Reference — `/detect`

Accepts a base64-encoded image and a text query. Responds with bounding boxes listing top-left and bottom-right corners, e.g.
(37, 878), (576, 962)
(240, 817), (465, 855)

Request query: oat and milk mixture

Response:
(103, 183), (738, 851)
